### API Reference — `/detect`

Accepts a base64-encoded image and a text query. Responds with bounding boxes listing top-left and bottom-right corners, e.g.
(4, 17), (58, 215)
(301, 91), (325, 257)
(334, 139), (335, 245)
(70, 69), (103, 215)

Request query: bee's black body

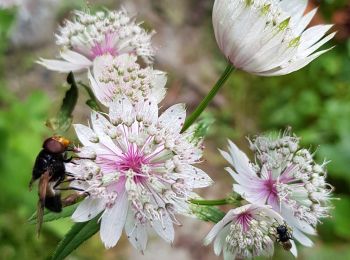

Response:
(276, 224), (293, 251)
(29, 136), (72, 234)
(33, 149), (66, 183)
(32, 149), (66, 212)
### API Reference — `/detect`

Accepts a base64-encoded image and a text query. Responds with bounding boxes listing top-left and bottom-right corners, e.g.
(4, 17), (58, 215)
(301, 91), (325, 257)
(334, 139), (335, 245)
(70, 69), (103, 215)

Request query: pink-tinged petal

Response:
(204, 209), (237, 245)
(91, 54), (115, 104)
(279, 0), (307, 22)
(37, 58), (88, 73)
(100, 192), (128, 248)
(259, 48), (333, 76)
(181, 165), (213, 188)
(223, 247), (237, 260)
(135, 98), (159, 126)
(152, 70), (167, 103)
(125, 210), (148, 252)
(90, 111), (122, 155)
(292, 228), (314, 247)
(294, 8), (318, 35)
(73, 124), (99, 147)
(158, 103), (186, 134)
(290, 240), (298, 257)
(109, 95), (134, 125)
(299, 24), (334, 51)
(213, 226), (229, 255)
(152, 212), (174, 243)
(88, 68), (111, 107)
(282, 204), (317, 235)
(72, 197), (105, 222)
(225, 167), (262, 186)
(60, 49), (92, 66)
(226, 140), (256, 176)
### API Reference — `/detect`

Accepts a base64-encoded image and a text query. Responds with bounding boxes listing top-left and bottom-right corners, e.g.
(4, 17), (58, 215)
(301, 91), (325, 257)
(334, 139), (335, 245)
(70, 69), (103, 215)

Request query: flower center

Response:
(264, 178), (278, 196)
(90, 33), (118, 58)
(235, 212), (253, 232)
(117, 146), (148, 183)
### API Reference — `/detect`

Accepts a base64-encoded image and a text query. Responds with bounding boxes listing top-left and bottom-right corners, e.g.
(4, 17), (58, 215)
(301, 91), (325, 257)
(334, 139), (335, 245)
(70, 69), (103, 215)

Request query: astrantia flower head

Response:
(220, 130), (333, 248)
(204, 204), (292, 259)
(38, 8), (155, 72)
(88, 54), (166, 106)
(213, 0), (335, 76)
(66, 96), (213, 250)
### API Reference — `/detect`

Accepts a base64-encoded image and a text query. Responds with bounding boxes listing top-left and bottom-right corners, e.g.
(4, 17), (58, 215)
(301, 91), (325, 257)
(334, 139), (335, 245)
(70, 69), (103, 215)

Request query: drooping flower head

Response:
(204, 204), (293, 259)
(212, 0), (335, 76)
(88, 54), (166, 107)
(66, 96), (213, 250)
(220, 130), (333, 248)
(38, 8), (155, 72)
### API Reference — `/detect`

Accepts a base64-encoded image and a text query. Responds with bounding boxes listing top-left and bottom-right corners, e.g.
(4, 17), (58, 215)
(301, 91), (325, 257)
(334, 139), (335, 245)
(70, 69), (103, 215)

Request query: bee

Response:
(275, 223), (293, 251)
(29, 136), (84, 234)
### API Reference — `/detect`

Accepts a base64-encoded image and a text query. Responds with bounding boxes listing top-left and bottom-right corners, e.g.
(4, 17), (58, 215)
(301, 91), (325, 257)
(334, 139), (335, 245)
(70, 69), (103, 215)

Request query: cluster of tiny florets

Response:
(98, 55), (161, 103)
(249, 131), (333, 226)
(56, 9), (155, 62)
(226, 217), (274, 258)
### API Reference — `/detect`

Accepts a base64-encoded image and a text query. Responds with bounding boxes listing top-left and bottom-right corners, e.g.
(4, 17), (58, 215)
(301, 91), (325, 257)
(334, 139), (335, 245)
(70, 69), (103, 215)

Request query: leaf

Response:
(46, 72), (78, 132)
(52, 216), (100, 260)
(28, 204), (78, 225)
(190, 204), (225, 223)
(332, 196), (350, 239)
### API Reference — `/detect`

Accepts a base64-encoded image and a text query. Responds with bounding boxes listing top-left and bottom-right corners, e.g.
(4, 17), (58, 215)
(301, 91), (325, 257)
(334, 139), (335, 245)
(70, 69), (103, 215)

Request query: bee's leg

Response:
(62, 193), (88, 207)
(54, 186), (91, 196)
(62, 153), (95, 163)
(60, 177), (86, 183)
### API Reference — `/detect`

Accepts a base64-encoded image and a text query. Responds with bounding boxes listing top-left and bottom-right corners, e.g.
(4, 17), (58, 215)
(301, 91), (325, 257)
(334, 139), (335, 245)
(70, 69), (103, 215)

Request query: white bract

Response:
(88, 54), (167, 107)
(220, 131), (333, 250)
(38, 8), (155, 72)
(204, 204), (292, 259)
(212, 0), (335, 76)
(66, 96), (213, 250)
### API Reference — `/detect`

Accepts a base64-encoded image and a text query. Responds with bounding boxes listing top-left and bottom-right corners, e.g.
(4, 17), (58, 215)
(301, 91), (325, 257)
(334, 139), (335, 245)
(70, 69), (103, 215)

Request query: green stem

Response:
(78, 82), (103, 111)
(190, 198), (231, 206)
(181, 63), (235, 132)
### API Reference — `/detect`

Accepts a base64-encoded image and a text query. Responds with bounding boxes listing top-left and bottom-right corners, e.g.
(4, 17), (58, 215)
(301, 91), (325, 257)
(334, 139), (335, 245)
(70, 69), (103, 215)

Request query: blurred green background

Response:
(0, 0), (349, 259)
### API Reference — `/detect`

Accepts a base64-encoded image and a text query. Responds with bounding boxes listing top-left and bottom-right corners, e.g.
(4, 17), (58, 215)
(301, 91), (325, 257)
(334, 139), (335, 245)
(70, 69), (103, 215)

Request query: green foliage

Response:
(52, 216), (100, 260)
(191, 204), (226, 223)
(46, 72), (79, 133)
(28, 204), (78, 225)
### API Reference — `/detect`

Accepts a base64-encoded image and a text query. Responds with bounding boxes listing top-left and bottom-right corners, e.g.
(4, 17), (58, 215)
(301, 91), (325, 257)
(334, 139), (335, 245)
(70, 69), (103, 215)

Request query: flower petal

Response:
(100, 191), (128, 248)
(125, 210), (148, 252)
(72, 197), (105, 222)
(152, 212), (174, 243)
(158, 103), (186, 134)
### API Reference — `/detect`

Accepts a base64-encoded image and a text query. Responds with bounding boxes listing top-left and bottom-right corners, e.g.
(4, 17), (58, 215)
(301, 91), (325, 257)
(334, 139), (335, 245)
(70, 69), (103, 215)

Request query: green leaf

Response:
(191, 204), (225, 223)
(52, 216), (100, 260)
(28, 204), (78, 225)
(46, 72), (78, 132)
(332, 196), (350, 239)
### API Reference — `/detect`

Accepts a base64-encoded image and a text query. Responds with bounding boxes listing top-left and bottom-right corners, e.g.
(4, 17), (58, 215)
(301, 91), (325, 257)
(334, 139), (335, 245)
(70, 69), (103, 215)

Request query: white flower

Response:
(66, 96), (213, 250)
(88, 54), (167, 107)
(38, 8), (155, 73)
(204, 204), (294, 259)
(212, 0), (335, 76)
(220, 131), (333, 249)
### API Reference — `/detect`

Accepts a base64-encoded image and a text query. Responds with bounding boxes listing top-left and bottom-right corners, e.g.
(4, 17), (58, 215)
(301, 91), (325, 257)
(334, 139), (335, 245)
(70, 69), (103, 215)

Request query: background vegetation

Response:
(0, 0), (349, 259)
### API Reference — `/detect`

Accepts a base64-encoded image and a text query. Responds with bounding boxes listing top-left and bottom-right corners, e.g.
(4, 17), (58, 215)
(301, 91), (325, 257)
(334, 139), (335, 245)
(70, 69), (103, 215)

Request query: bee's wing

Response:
(36, 170), (50, 236)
